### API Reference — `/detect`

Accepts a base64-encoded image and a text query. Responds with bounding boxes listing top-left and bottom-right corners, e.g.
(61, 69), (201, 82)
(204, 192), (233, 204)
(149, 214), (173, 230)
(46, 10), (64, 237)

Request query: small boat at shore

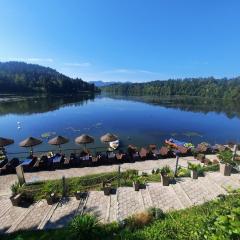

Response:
(109, 140), (119, 150)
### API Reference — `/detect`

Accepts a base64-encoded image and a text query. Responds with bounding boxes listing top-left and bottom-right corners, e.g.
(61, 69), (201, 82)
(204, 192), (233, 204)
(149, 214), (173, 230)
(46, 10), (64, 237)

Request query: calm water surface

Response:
(0, 94), (240, 156)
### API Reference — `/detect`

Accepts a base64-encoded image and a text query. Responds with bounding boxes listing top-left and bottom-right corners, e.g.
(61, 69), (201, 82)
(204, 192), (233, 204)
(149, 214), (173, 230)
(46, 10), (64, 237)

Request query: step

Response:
(147, 183), (183, 212)
(106, 192), (118, 222)
(140, 185), (153, 209)
(117, 187), (145, 221)
(206, 172), (240, 191)
(13, 200), (52, 232)
(43, 197), (80, 229)
(83, 191), (110, 223)
(198, 175), (227, 196)
(0, 205), (29, 233)
(0, 197), (12, 219)
(171, 180), (192, 208)
(178, 178), (216, 205)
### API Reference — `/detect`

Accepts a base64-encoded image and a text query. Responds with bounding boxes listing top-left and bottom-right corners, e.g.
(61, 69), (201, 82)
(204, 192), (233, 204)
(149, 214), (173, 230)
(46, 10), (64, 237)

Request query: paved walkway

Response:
(0, 171), (239, 234)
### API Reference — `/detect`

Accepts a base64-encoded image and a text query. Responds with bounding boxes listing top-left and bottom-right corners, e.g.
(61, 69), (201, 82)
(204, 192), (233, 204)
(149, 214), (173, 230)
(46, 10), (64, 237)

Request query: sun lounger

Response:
(0, 158), (20, 174)
(21, 157), (37, 172)
(139, 148), (148, 160)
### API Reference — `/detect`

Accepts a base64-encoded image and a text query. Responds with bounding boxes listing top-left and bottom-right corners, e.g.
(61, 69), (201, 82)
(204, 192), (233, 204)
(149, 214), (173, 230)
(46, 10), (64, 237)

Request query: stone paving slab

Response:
(206, 172), (240, 191)
(117, 187), (145, 221)
(0, 205), (29, 233)
(147, 183), (183, 211)
(14, 200), (52, 231)
(171, 182), (193, 208)
(84, 191), (110, 223)
(178, 178), (216, 205)
(107, 194), (118, 222)
(44, 197), (80, 229)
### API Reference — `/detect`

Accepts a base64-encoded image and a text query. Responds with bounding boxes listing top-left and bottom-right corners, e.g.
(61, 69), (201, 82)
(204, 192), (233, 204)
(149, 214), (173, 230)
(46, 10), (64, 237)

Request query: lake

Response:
(0, 94), (240, 157)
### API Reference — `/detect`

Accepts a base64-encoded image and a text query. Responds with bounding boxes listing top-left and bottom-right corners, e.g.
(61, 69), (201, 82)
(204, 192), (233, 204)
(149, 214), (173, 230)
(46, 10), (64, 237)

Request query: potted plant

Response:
(188, 163), (199, 179)
(10, 182), (22, 206)
(102, 181), (111, 196)
(46, 192), (58, 205)
(132, 175), (146, 191)
(160, 166), (171, 186)
(218, 150), (235, 176)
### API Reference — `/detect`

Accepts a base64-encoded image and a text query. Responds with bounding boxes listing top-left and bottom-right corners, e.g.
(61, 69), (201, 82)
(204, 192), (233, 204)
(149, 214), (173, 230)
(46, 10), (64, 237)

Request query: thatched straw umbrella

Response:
(75, 134), (94, 150)
(0, 137), (14, 147)
(19, 137), (42, 154)
(100, 133), (118, 143)
(48, 136), (69, 152)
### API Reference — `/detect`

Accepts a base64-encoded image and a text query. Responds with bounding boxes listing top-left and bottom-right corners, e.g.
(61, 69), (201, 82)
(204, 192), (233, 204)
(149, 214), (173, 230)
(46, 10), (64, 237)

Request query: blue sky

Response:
(0, 0), (240, 82)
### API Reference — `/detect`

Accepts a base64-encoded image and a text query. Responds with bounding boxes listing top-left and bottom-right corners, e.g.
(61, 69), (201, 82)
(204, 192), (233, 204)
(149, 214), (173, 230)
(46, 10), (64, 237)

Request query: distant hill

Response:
(102, 77), (240, 101)
(89, 80), (120, 87)
(0, 62), (99, 94)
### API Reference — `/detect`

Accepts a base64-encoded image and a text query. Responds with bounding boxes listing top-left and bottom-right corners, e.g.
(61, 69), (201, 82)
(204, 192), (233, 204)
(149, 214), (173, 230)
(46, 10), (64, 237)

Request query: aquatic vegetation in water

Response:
(41, 132), (56, 139)
(65, 127), (81, 132)
(94, 122), (102, 128)
(183, 131), (203, 138)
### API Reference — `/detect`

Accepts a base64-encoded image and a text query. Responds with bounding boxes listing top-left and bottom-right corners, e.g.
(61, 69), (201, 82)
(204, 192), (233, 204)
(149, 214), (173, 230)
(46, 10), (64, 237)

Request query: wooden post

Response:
(62, 176), (66, 197)
(232, 145), (237, 161)
(16, 165), (26, 186)
(118, 165), (121, 187)
(174, 155), (179, 177)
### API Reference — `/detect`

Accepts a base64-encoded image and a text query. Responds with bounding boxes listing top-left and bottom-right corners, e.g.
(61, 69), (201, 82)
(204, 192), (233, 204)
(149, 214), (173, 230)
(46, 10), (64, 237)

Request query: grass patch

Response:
(18, 169), (161, 201)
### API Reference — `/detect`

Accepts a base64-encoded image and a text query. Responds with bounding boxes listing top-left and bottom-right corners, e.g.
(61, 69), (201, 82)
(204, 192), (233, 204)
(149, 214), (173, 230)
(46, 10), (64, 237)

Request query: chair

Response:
(127, 145), (139, 162)
(159, 146), (170, 158)
(0, 158), (20, 175)
(116, 150), (126, 163)
(139, 147), (148, 160)
(106, 151), (116, 164)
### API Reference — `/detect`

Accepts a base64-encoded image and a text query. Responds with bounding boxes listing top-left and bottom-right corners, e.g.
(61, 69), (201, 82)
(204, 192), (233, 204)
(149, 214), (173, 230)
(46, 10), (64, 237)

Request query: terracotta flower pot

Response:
(191, 170), (198, 179)
(161, 174), (169, 186)
(220, 163), (232, 176)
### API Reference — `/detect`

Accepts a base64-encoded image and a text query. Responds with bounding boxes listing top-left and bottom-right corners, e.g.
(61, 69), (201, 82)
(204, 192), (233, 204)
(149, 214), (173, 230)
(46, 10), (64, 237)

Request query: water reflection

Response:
(0, 94), (95, 116)
(104, 94), (240, 119)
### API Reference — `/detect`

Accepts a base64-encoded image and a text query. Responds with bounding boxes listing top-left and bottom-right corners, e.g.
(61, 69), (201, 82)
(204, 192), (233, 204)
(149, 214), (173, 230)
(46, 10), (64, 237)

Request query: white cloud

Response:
(64, 62), (91, 67)
(101, 68), (158, 75)
(4, 57), (54, 63)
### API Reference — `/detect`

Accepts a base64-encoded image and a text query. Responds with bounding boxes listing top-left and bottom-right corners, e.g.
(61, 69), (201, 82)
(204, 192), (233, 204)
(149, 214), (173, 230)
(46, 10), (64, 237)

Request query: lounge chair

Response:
(21, 157), (37, 172)
(106, 151), (116, 164)
(139, 147), (148, 160)
(0, 158), (20, 175)
(116, 150), (127, 163)
(127, 145), (139, 162)
(80, 150), (92, 167)
(159, 146), (170, 158)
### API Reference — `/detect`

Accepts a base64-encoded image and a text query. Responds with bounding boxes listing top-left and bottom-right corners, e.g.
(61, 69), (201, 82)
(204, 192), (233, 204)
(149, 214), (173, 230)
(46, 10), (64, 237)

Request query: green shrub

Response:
(11, 182), (21, 196)
(160, 165), (171, 175)
(147, 207), (165, 220)
(188, 163), (204, 176)
(218, 150), (235, 166)
(177, 167), (191, 177)
(68, 214), (101, 239)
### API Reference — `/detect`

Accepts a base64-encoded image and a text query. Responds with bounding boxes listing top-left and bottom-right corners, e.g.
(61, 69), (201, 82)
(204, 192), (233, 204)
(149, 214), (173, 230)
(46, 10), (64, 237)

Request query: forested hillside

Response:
(102, 77), (240, 101)
(0, 62), (99, 94)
